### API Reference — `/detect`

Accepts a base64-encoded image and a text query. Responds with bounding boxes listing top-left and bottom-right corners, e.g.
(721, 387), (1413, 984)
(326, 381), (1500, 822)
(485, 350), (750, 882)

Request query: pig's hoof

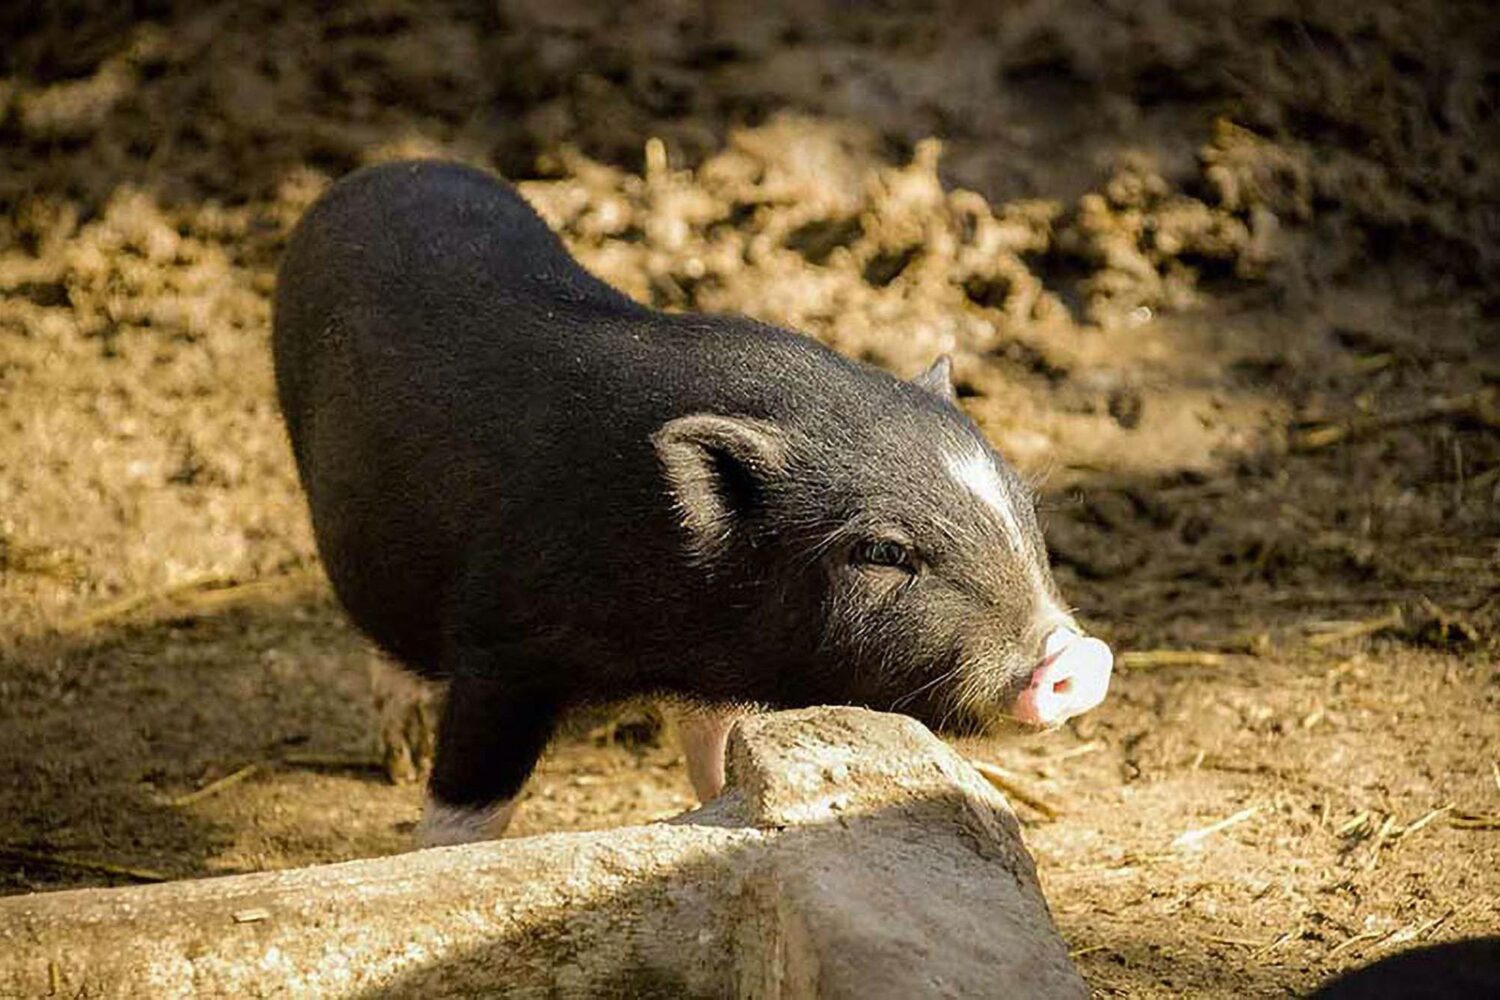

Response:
(369, 655), (441, 786)
(416, 797), (520, 847)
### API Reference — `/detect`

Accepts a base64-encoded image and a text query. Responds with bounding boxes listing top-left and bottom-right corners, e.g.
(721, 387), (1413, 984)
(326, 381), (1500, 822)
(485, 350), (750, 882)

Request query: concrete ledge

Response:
(0, 708), (1086, 998)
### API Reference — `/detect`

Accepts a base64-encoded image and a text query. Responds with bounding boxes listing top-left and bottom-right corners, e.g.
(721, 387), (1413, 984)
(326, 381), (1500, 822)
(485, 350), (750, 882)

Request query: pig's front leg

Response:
(665, 703), (747, 803)
(417, 675), (558, 847)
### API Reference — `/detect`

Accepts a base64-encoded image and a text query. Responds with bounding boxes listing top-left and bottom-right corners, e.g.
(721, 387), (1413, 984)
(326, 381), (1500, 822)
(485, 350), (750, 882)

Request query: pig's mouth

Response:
(1008, 626), (1113, 729)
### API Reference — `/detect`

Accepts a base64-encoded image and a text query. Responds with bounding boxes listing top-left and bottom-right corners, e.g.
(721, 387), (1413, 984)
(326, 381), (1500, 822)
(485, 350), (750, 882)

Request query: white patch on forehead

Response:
(944, 446), (1025, 550)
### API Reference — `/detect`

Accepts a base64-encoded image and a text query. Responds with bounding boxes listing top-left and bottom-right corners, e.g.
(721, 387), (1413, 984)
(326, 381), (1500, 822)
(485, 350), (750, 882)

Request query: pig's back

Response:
(273, 160), (638, 449)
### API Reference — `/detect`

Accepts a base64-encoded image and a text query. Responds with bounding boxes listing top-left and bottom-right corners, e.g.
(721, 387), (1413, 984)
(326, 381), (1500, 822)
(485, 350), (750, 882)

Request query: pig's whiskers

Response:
(893, 662), (962, 712)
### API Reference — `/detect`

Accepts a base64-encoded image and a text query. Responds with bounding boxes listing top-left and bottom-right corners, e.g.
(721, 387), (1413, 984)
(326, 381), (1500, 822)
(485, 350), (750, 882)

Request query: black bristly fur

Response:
(273, 161), (1062, 812)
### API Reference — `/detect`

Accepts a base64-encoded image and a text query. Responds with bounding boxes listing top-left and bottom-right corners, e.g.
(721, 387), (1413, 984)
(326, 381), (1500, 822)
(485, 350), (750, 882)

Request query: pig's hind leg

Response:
(417, 676), (559, 847)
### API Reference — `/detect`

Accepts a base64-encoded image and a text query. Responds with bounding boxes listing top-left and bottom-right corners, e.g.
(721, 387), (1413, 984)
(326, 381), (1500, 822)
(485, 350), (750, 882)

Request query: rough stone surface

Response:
(725, 709), (1084, 999)
(0, 708), (1084, 998)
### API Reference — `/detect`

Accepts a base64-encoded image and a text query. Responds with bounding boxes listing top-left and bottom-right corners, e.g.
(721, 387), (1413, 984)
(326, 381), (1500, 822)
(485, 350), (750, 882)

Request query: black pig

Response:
(273, 161), (1112, 844)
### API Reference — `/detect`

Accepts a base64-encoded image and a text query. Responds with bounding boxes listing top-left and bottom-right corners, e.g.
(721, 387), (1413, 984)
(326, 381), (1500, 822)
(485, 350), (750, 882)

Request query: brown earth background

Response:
(1, 1), (1497, 995)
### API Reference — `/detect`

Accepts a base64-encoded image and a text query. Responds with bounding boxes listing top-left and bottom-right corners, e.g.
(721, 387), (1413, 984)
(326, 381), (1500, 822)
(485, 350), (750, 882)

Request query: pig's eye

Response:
(852, 539), (914, 572)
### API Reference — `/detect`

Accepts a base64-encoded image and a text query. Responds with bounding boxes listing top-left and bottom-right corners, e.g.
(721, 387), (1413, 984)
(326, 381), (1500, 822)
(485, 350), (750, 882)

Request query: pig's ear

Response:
(652, 414), (788, 553)
(911, 355), (956, 402)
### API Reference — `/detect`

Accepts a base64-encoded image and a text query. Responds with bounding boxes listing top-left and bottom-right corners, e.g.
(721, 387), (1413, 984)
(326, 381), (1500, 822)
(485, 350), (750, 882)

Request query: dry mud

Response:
(1, 2), (1497, 996)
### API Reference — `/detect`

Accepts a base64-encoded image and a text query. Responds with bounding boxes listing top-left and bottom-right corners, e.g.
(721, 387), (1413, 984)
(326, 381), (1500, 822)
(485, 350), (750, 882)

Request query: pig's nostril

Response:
(1016, 632), (1112, 726)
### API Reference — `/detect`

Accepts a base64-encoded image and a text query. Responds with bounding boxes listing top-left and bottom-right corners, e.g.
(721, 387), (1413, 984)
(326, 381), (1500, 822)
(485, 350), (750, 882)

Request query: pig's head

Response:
(652, 354), (1112, 734)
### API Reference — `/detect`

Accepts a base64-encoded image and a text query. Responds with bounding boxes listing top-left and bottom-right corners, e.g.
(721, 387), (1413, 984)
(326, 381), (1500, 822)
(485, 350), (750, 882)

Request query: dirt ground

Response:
(1, 1), (1497, 995)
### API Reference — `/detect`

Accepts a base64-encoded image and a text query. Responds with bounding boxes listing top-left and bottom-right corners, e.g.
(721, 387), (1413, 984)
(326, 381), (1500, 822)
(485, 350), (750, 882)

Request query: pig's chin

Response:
(906, 699), (998, 739)
(992, 710), (1067, 736)
(954, 703), (1063, 738)
(938, 670), (1080, 736)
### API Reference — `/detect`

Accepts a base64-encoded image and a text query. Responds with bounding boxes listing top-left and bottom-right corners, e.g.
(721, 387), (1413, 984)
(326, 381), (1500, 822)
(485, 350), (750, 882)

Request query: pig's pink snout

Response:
(1011, 627), (1113, 727)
